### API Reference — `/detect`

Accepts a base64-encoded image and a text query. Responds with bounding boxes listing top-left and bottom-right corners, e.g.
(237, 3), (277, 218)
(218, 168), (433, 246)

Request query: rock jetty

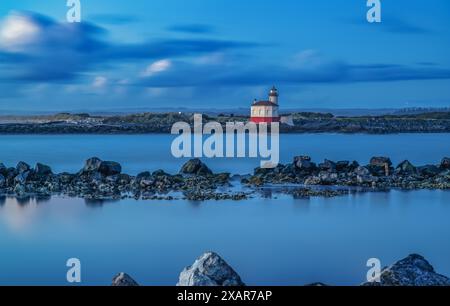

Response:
(0, 156), (448, 201)
(244, 156), (450, 190)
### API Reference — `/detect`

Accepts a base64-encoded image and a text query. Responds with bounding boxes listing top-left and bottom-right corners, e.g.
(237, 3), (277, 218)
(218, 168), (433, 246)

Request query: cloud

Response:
(0, 11), (259, 82)
(167, 24), (215, 34)
(0, 12), (41, 51)
(141, 59), (172, 77)
(92, 76), (107, 88)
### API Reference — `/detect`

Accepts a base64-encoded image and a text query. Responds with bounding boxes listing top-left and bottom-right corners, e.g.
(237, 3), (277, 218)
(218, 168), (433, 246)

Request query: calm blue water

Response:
(0, 133), (448, 174)
(0, 134), (449, 285)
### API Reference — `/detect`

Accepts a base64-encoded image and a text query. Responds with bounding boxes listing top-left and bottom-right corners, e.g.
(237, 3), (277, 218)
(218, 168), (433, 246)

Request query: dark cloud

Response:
(382, 18), (431, 34)
(138, 60), (450, 88)
(349, 16), (431, 34)
(167, 24), (215, 34)
(88, 14), (140, 25)
(0, 11), (259, 82)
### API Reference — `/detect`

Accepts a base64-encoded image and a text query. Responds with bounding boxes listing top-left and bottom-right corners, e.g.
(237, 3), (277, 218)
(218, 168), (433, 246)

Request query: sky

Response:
(0, 0), (450, 112)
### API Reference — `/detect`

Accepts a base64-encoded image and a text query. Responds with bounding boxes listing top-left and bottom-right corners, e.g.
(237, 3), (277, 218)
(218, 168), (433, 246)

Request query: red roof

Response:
(252, 101), (278, 107)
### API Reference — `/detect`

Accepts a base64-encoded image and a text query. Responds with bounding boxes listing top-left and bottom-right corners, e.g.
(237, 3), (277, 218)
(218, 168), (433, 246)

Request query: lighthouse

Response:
(250, 86), (280, 123)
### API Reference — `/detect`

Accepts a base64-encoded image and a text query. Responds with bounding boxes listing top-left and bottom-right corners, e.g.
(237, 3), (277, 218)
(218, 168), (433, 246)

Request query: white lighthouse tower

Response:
(268, 86), (279, 105)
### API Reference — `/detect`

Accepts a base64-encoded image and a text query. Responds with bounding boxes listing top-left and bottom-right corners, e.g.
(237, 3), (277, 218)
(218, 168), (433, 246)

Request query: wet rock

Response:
(35, 163), (52, 176)
(418, 165), (440, 177)
(16, 161), (30, 174)
(304, 176), (321, 185)
(99, 161), (122, 176)
(15, 171), (31, 185)
(59, 172), (75, 184)
(305, 282), (328, 286)
(294, 156), (315, 171)
(0, 174), (5, 188)
(83, 157), (102, 173)
(395, 160), (416, 175)
(318, 171), (338, 185)
(370, 157), (392, 167)
(355, 166), (370, 176)
(180, 159), (213, 176)
(177, 252), (245, 286)
(111, 272), (139, 286)
(362, 254), (450, 286)
(336, 161), (350, 171)
(440, 157), (450, 170)
(0, 163), (7, 176)
(319, 159), (336, 172)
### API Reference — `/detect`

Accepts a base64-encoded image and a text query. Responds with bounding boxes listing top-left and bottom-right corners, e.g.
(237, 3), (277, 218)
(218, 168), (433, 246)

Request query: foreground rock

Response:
(180, 158), (212, 176)
(111, 272), (139, 286)
(114, 253), (449, 286)
(362, 254), (450, 286)
(177, 252), (245, 286)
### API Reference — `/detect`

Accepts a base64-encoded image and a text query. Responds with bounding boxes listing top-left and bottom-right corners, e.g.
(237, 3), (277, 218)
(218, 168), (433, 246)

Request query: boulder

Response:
(355, 166), (370, 176)
(180, 159), (213, 176)
(336, 161), (350, 171)
(370, 157), (392, 167)
(440, 157), (450, 170)
(98, 161), (122, 176)
(111, 273), (139, 286)
(15, 171), (30, 185)
(294, 156), (315, 171)
(418, 165), (441, 177)
(0, 174), (5, 188)
(177, 252), (245, 286)
(318, 171), (338, 185)
(319, 159), (336, 172)
(16, 161), (30, 174)
(83, 157), (102, 173)
(395, 160), (416, 175)
(362, 254), (450, 286)
(35, 163), (53, 176)
(0, 163), (7, 176)
(348, 161), (360, 171)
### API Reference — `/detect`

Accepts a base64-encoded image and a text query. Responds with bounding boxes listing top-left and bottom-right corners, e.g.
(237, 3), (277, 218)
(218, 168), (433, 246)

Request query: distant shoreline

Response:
(0, 111), (449, 134)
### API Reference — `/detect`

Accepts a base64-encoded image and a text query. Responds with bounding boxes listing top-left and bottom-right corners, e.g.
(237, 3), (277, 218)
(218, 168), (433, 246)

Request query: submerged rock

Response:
(111, 272), (139, 286)
(180, 159), (213, 176)
(177, 252), (245, 286)
(362, 254), (450, 286)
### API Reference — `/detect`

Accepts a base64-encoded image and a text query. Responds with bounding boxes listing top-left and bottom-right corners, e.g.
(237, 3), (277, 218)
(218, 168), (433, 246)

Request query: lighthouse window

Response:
(259, 110), (263, 115)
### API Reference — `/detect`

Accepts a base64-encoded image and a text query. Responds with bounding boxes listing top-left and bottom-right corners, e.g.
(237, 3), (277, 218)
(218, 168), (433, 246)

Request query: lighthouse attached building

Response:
(250, 86), (280, 123)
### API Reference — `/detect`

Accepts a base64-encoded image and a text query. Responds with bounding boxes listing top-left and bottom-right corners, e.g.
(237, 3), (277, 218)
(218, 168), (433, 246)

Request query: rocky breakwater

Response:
(243, 156), (450, 190)
(0, 158), (247, 201)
